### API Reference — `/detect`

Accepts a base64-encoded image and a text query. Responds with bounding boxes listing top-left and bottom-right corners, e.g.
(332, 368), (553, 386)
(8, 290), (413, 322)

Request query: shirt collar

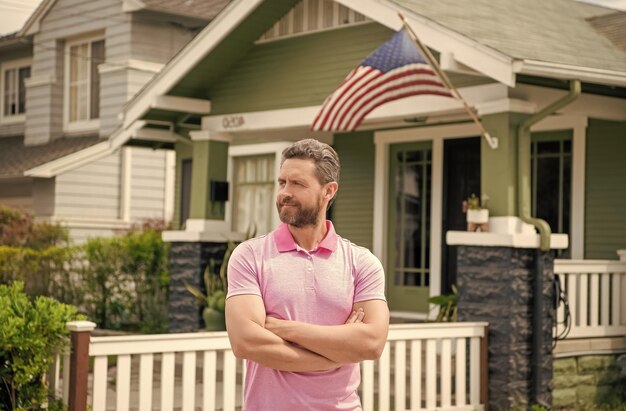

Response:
(274, 220), (338, 253)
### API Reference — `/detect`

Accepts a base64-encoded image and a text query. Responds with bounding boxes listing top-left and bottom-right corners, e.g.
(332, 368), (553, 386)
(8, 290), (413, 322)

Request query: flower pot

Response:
(203, 307), (226, 331)
(467, 209), (489, 224)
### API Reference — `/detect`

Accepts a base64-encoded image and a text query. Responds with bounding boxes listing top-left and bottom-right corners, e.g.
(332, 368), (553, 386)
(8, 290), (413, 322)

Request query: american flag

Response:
(311, 29), (453, 132)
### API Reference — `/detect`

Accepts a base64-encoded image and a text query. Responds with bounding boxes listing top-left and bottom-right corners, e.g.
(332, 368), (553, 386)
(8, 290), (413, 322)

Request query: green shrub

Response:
(79, 221), (170, 333)
(0, 281), (84, 410)
(0, 206), (170, 334)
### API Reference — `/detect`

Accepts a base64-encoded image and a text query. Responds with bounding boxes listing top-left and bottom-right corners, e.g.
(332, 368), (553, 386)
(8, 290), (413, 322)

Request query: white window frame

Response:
(227, 141), (293, 233)
(0, 58), (32, 124)
(64, 33), (104, 133)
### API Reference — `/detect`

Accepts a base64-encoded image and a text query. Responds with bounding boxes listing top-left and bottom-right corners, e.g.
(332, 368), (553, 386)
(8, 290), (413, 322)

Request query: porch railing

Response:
(554, 258), (626, 339)
(50, 322), (488, 411)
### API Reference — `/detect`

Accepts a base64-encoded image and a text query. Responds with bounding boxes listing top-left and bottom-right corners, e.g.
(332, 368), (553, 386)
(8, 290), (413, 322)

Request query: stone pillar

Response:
(168, 241), (228, 333)
(455, 244), (555, 409)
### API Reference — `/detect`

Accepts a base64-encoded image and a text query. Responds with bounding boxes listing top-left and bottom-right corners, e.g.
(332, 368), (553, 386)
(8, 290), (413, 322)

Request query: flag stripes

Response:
(311, 30), (453, 132)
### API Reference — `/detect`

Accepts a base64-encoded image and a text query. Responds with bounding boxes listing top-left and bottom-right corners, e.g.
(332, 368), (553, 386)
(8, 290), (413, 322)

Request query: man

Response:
(226, 138), (389, 410)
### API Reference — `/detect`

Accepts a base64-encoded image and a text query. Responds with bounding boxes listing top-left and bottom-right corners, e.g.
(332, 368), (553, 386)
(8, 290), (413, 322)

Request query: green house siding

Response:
(332, 131), (376, 250)
(585, 119), (626, 259)
(208, 23), (393, 115)
(206, 23), (491, 115)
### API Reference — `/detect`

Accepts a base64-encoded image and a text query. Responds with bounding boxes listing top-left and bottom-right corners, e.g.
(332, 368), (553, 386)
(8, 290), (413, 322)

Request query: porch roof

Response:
(0, 135), (102, 179)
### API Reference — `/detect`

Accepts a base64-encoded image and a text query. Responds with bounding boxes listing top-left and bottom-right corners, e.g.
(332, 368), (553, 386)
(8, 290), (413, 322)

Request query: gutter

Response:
(517, 79), (581, 251)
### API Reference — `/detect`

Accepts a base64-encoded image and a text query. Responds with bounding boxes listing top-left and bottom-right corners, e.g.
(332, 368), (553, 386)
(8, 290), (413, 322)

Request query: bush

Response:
(0, 281), (83, 410)
(0, 206), (170, 334)
(0, 205), (68, 249)
(79, 222), (170, 333)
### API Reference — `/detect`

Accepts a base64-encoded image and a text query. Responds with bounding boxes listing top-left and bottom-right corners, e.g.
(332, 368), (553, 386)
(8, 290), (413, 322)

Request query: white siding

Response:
(130, 147), (168, 221)
(25, 0), (126, 145)
(54, 151), (121, 220)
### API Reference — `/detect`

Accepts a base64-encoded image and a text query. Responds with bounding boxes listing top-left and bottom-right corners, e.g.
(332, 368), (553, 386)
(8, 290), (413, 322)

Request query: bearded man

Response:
(225, 138), (389, 411)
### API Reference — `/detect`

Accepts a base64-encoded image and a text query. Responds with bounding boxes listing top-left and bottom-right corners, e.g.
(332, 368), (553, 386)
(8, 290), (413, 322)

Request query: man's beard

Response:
(276, 196), (323, 228)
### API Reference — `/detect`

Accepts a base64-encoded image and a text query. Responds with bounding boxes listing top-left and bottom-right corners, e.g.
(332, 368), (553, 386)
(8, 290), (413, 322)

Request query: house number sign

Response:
(222, 115), (245, 129)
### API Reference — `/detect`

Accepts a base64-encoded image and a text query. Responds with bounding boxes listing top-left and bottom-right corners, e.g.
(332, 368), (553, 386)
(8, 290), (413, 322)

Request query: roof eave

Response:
(18, 0), (56, 37)
(24, 141), (113, 178)
(515, 59), (626, 88)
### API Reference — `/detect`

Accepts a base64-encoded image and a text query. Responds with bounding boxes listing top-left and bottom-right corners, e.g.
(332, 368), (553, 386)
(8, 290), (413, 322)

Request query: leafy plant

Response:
(186, 239), (236, 330)
(0, 281), (84, 410)
(428, 285), (458, 322)
(185, 226), (255, 331)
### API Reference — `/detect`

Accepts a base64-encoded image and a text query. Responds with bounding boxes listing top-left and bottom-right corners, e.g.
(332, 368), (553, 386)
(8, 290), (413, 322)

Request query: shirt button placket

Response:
(305, 254), (314, 289)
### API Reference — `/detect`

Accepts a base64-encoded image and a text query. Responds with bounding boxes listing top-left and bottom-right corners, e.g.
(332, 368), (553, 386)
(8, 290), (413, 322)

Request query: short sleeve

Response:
(353, 247), (386, 303)
(226, 241), (262, 299)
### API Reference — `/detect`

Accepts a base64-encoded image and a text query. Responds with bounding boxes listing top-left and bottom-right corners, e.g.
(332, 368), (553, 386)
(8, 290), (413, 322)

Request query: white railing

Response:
(555, 258), (626, 339)
(50, 322), (488, 411)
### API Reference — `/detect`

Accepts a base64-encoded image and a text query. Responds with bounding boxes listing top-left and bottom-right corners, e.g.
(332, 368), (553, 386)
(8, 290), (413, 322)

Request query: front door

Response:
(387, 141), (432, 313)
(441, 137), (481, 294)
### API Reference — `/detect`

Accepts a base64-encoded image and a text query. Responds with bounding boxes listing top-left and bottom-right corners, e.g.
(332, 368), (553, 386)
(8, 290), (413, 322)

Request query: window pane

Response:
(562, 156), (571, 234)
(392, 147), (432, 287)
(90, 40), (104, 119)
(70, 43), (89, 122)
(18, 66), (30, 114)
(537, 141), (560, 155)
(535, 156), (560, 231)
(233, 155), (275, 235)
(4, 69), (15, 116)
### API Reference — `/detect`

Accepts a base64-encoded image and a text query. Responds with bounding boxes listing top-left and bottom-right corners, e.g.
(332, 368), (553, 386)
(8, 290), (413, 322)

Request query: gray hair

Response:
(281, 139), (340, 185)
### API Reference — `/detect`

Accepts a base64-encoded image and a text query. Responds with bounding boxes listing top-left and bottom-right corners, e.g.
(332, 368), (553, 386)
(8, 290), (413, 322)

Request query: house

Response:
(0, 0), (229, 242)
(108, 0), (626, 322)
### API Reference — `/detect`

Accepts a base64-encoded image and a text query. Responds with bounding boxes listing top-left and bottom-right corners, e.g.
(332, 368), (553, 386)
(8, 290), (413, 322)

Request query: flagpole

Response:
(398, 13), (499, 149)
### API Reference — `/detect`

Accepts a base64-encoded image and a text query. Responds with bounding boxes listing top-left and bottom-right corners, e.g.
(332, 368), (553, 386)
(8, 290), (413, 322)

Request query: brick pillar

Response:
(168, 241), (228, 333)
(455, 245), (555, 409)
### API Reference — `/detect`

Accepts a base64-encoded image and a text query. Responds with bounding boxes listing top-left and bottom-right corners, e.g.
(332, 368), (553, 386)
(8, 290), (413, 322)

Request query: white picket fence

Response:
(554, 258), (626, 339)
(50, 322), (488, 411)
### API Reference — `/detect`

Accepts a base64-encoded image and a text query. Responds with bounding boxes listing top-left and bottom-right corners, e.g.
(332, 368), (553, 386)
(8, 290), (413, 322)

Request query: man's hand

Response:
(263, 300), (389, 364)
(226, 294), (341, 372)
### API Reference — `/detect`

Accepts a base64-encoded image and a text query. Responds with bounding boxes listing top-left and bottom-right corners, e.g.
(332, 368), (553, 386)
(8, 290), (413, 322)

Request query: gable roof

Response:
(18, 0), (225, 36)
(389, 0), (626, 74)
(0, 136), (103, 179)
(109, 0), (626, 149)
(141, 0), (231, 21)
(588, 11), (626, 53)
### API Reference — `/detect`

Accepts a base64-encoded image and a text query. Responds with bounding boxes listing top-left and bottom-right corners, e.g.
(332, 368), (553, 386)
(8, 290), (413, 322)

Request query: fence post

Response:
(67, 321), (97, 411)
(480, 324), (489, 407)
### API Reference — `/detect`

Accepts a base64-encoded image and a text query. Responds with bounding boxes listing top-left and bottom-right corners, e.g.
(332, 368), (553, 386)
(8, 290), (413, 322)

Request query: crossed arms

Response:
(225, 295), (389, 372)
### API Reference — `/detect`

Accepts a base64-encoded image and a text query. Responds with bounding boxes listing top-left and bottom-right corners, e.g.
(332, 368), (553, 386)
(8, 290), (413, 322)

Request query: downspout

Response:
(518, 80), (581, 251)
(518, 79), (580, 406)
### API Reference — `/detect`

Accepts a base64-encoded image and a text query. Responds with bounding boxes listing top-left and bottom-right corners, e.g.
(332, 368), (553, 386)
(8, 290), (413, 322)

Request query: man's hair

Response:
(281, 139), (340, 185)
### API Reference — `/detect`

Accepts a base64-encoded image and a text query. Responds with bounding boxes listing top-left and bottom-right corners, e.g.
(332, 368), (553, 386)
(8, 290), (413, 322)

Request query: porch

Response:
(48, 256), (625, 411)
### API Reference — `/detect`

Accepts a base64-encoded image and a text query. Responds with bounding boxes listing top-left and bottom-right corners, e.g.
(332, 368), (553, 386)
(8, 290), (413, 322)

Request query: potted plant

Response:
(463, 193), (489, 232)
(185, 239), (235, 331)
(185, 227), (255, 331)
(428, 285), (458, 322)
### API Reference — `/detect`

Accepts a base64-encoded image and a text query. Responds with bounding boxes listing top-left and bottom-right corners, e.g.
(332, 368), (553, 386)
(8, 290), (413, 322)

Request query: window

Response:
(532, 131), (572, 256)
(1, 59), (31, 123)
(65, 37), (104, 130)
(232, 155), (275, 235)
(179, 159), (192, 227)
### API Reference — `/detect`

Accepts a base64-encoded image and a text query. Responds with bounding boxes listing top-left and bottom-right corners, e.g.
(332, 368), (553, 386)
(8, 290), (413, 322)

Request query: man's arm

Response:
(265, 299), (389, 364)
(226, 294), (343, 372)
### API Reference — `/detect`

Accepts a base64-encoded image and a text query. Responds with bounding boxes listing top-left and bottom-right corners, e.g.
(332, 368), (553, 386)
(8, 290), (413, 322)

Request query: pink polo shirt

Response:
(226, 221), (386, 411)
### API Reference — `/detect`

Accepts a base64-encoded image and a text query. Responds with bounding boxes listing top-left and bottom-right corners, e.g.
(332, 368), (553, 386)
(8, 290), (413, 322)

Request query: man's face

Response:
(276, 159), (326, 228)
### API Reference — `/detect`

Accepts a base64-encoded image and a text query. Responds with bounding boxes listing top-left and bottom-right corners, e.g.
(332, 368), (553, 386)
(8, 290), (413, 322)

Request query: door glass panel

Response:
(392, 146), (431, 288)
